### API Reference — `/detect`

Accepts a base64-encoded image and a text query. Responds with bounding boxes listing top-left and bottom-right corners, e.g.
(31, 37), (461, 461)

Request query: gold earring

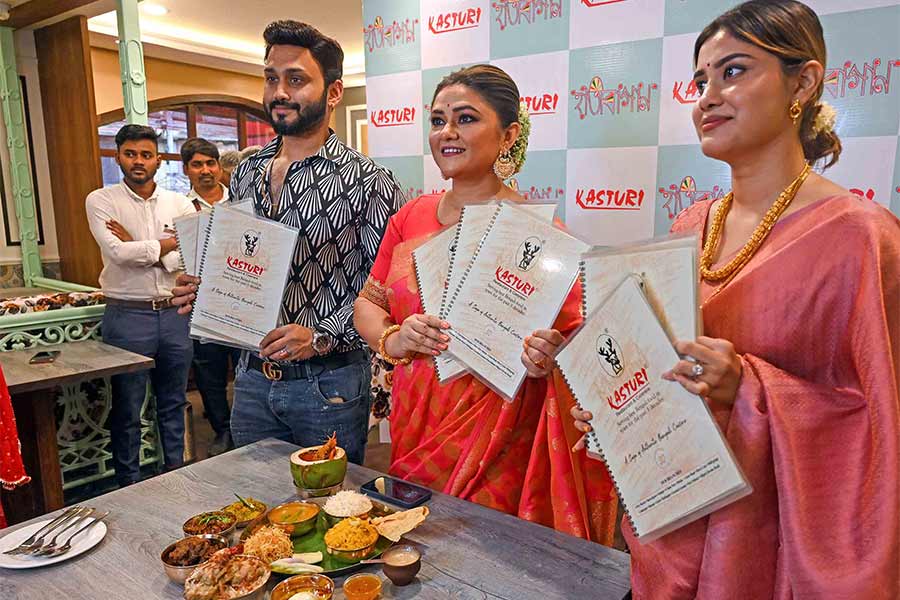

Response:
(493, 149), (516, 181)
(789, 99), (802, 125)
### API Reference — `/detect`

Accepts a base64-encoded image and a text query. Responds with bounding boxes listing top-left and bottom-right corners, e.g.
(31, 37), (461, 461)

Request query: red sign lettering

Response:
(576, 188), (645, 211)
(226, 256), (266, 277)
(428, 8), (482, 34)
(369, 107), (416, 127)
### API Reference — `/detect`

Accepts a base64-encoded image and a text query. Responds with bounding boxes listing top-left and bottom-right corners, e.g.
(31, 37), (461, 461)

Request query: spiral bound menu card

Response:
(443, 202), (587, 399)
(190, 204), (299, 349)
(580, 234), (700, 343)
(174, 211), (203, 275)
(434, 202), (556, 383)
(555, 276), (750, 542)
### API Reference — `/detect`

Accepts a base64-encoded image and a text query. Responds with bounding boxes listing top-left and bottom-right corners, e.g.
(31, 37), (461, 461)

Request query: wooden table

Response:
(0, 439), (632, 599)
(0, 340), (154, 523)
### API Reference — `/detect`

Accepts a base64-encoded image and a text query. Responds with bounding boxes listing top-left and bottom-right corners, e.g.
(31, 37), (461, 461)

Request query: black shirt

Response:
(229, 131), (405, 353)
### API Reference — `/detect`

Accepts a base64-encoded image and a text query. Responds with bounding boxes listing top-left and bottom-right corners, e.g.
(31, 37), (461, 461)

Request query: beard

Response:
(265, 91), (328, 136)
(121, 166), (155, 186)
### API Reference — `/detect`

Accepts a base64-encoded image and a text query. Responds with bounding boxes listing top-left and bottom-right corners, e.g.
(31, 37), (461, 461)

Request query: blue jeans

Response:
(102, 304), (192, 486)
(231, 353), (371, 465)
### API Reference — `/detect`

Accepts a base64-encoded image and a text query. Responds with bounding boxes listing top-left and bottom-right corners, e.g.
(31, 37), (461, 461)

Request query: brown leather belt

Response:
(104, 297), (177, 311)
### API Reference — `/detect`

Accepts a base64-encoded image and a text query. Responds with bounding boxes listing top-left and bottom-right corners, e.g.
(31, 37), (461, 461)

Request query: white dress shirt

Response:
(186, 183), (230, 210)
(86, 181), (195, 300)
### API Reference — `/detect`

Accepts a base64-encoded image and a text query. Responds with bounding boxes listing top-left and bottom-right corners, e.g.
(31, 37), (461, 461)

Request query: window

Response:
(98, 97), (274, 192)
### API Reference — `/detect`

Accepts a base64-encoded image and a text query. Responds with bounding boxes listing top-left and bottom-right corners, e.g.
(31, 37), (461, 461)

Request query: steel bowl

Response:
(222, 500), (268, 529)
(293, 480), (343, 499)
(324, 537), (379, 563)
(271, 574), (335, 600)
(182, 510), (238, 545)
(267, 501), (320, 538)
(184, 554), (271, 600)
(159, 533), (229, 585)
(229, 555), (272, 600)
(322, 508), (372, 528)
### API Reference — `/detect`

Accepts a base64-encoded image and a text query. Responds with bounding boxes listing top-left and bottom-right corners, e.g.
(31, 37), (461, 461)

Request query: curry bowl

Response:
(267, 501), (320, 538)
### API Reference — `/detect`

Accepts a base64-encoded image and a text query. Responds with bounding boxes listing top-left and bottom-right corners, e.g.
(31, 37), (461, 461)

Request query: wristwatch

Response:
(312, 330), (334, 355)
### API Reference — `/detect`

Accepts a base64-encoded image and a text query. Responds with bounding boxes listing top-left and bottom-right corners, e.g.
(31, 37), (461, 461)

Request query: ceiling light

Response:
(141, 3), (169, 17)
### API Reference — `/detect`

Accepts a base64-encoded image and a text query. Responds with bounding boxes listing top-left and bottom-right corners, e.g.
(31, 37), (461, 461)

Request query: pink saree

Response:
(628, 195), (900, 599)
(365, 194), (618, 544)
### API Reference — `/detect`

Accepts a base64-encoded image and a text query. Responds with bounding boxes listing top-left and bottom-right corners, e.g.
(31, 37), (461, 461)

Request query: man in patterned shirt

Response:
(172, 21), (404, 465)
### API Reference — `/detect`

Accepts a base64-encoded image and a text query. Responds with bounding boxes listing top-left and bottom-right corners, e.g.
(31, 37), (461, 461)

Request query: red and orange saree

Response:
(364, 194), (617, 544)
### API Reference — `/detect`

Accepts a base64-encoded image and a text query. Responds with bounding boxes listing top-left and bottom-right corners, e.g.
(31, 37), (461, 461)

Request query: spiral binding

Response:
(411, 247), (429, 317)
(443, 203), (502, 317)
(173, 226), (187, 273)
(189, 206), (217, 328)
(577, 259), (588, 319)
(437, 220), (464, 319)
(556, 364), (640, 537)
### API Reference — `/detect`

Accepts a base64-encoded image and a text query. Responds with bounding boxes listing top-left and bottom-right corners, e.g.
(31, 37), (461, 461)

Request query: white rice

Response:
(323, 490), (373, 517)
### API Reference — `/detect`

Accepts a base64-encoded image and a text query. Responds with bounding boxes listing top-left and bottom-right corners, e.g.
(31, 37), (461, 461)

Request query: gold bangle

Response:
(378, 324), (411, 366)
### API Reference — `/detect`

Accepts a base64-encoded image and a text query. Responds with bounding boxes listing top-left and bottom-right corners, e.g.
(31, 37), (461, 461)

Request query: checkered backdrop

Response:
(362, 0), (900, 245)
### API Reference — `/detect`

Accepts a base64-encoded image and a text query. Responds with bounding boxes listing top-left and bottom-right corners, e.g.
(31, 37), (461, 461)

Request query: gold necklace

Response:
(700, 162), (811, 285)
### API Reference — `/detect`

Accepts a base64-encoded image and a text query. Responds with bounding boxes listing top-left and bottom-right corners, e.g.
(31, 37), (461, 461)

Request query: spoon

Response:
(233, 492), (252, 509)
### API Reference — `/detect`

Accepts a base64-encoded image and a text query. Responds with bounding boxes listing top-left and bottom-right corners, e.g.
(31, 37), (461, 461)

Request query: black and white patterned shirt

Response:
(228, 131), (404, 354)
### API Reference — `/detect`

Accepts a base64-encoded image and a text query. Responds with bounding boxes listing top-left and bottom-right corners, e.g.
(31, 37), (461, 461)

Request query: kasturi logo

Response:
(516, 236), (543, 271)
(241, 230), (260, 257)
(428, 8), (482, 34)
(494, 266), (538, 297)
(369, 107), (416, 128)
(226, 256), (265, 278)
(672, 79), (701, 104)
(607, 367), (649, 410)
(596, 334), (624, 377)
(576, 187), (645, 211)
(522, 93), (559, 116)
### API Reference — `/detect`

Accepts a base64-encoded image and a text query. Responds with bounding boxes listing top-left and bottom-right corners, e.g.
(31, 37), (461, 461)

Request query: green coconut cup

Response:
(290, 445), (348, 490)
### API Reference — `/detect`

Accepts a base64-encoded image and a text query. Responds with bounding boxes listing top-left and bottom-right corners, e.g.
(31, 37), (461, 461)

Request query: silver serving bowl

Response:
(160, 533), (229, 585)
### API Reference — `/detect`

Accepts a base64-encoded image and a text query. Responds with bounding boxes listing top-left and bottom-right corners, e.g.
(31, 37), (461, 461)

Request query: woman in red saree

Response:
(355, 65), (617, 544)
(573, 1), (900, 597)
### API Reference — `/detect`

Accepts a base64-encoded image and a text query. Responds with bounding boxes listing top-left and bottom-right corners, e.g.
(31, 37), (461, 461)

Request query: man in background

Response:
(180, 137), (239, 455)
(86, 124), (195, 487)
(218, 145), (262, 188)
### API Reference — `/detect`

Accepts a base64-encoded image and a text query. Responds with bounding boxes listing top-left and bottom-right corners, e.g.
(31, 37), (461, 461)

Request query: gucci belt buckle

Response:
(261, 361), (282, 381)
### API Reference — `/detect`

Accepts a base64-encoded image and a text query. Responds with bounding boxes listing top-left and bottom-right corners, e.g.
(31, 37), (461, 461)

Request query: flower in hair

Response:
(812, 101), (837, 135)
(509, 101), (531, 174)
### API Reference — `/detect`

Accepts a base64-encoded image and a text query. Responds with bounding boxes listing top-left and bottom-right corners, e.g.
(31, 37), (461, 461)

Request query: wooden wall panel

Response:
(35, 16), (103, 287)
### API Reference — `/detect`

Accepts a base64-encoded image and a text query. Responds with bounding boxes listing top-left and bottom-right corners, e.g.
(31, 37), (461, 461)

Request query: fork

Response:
(37, 511), (109, 559)
(29, 508), (95, 557)
(2, 506), (83, 555)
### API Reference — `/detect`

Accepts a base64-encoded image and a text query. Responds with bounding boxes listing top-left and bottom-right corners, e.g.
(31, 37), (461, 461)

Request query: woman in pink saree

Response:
(572, 1), (899, 597)
(355, 65), (617, 544)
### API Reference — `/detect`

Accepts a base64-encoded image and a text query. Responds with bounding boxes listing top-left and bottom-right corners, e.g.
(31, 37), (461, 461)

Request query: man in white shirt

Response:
(86, 124), (195, 487)
(182, 137), (229, 210)
(181, 137), (239, 456)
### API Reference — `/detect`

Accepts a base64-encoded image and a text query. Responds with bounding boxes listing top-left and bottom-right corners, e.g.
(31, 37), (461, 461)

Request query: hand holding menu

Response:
(443, 202), (587, 399)
(190, 203), (299, 349)
(555, 276), (750, 542)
